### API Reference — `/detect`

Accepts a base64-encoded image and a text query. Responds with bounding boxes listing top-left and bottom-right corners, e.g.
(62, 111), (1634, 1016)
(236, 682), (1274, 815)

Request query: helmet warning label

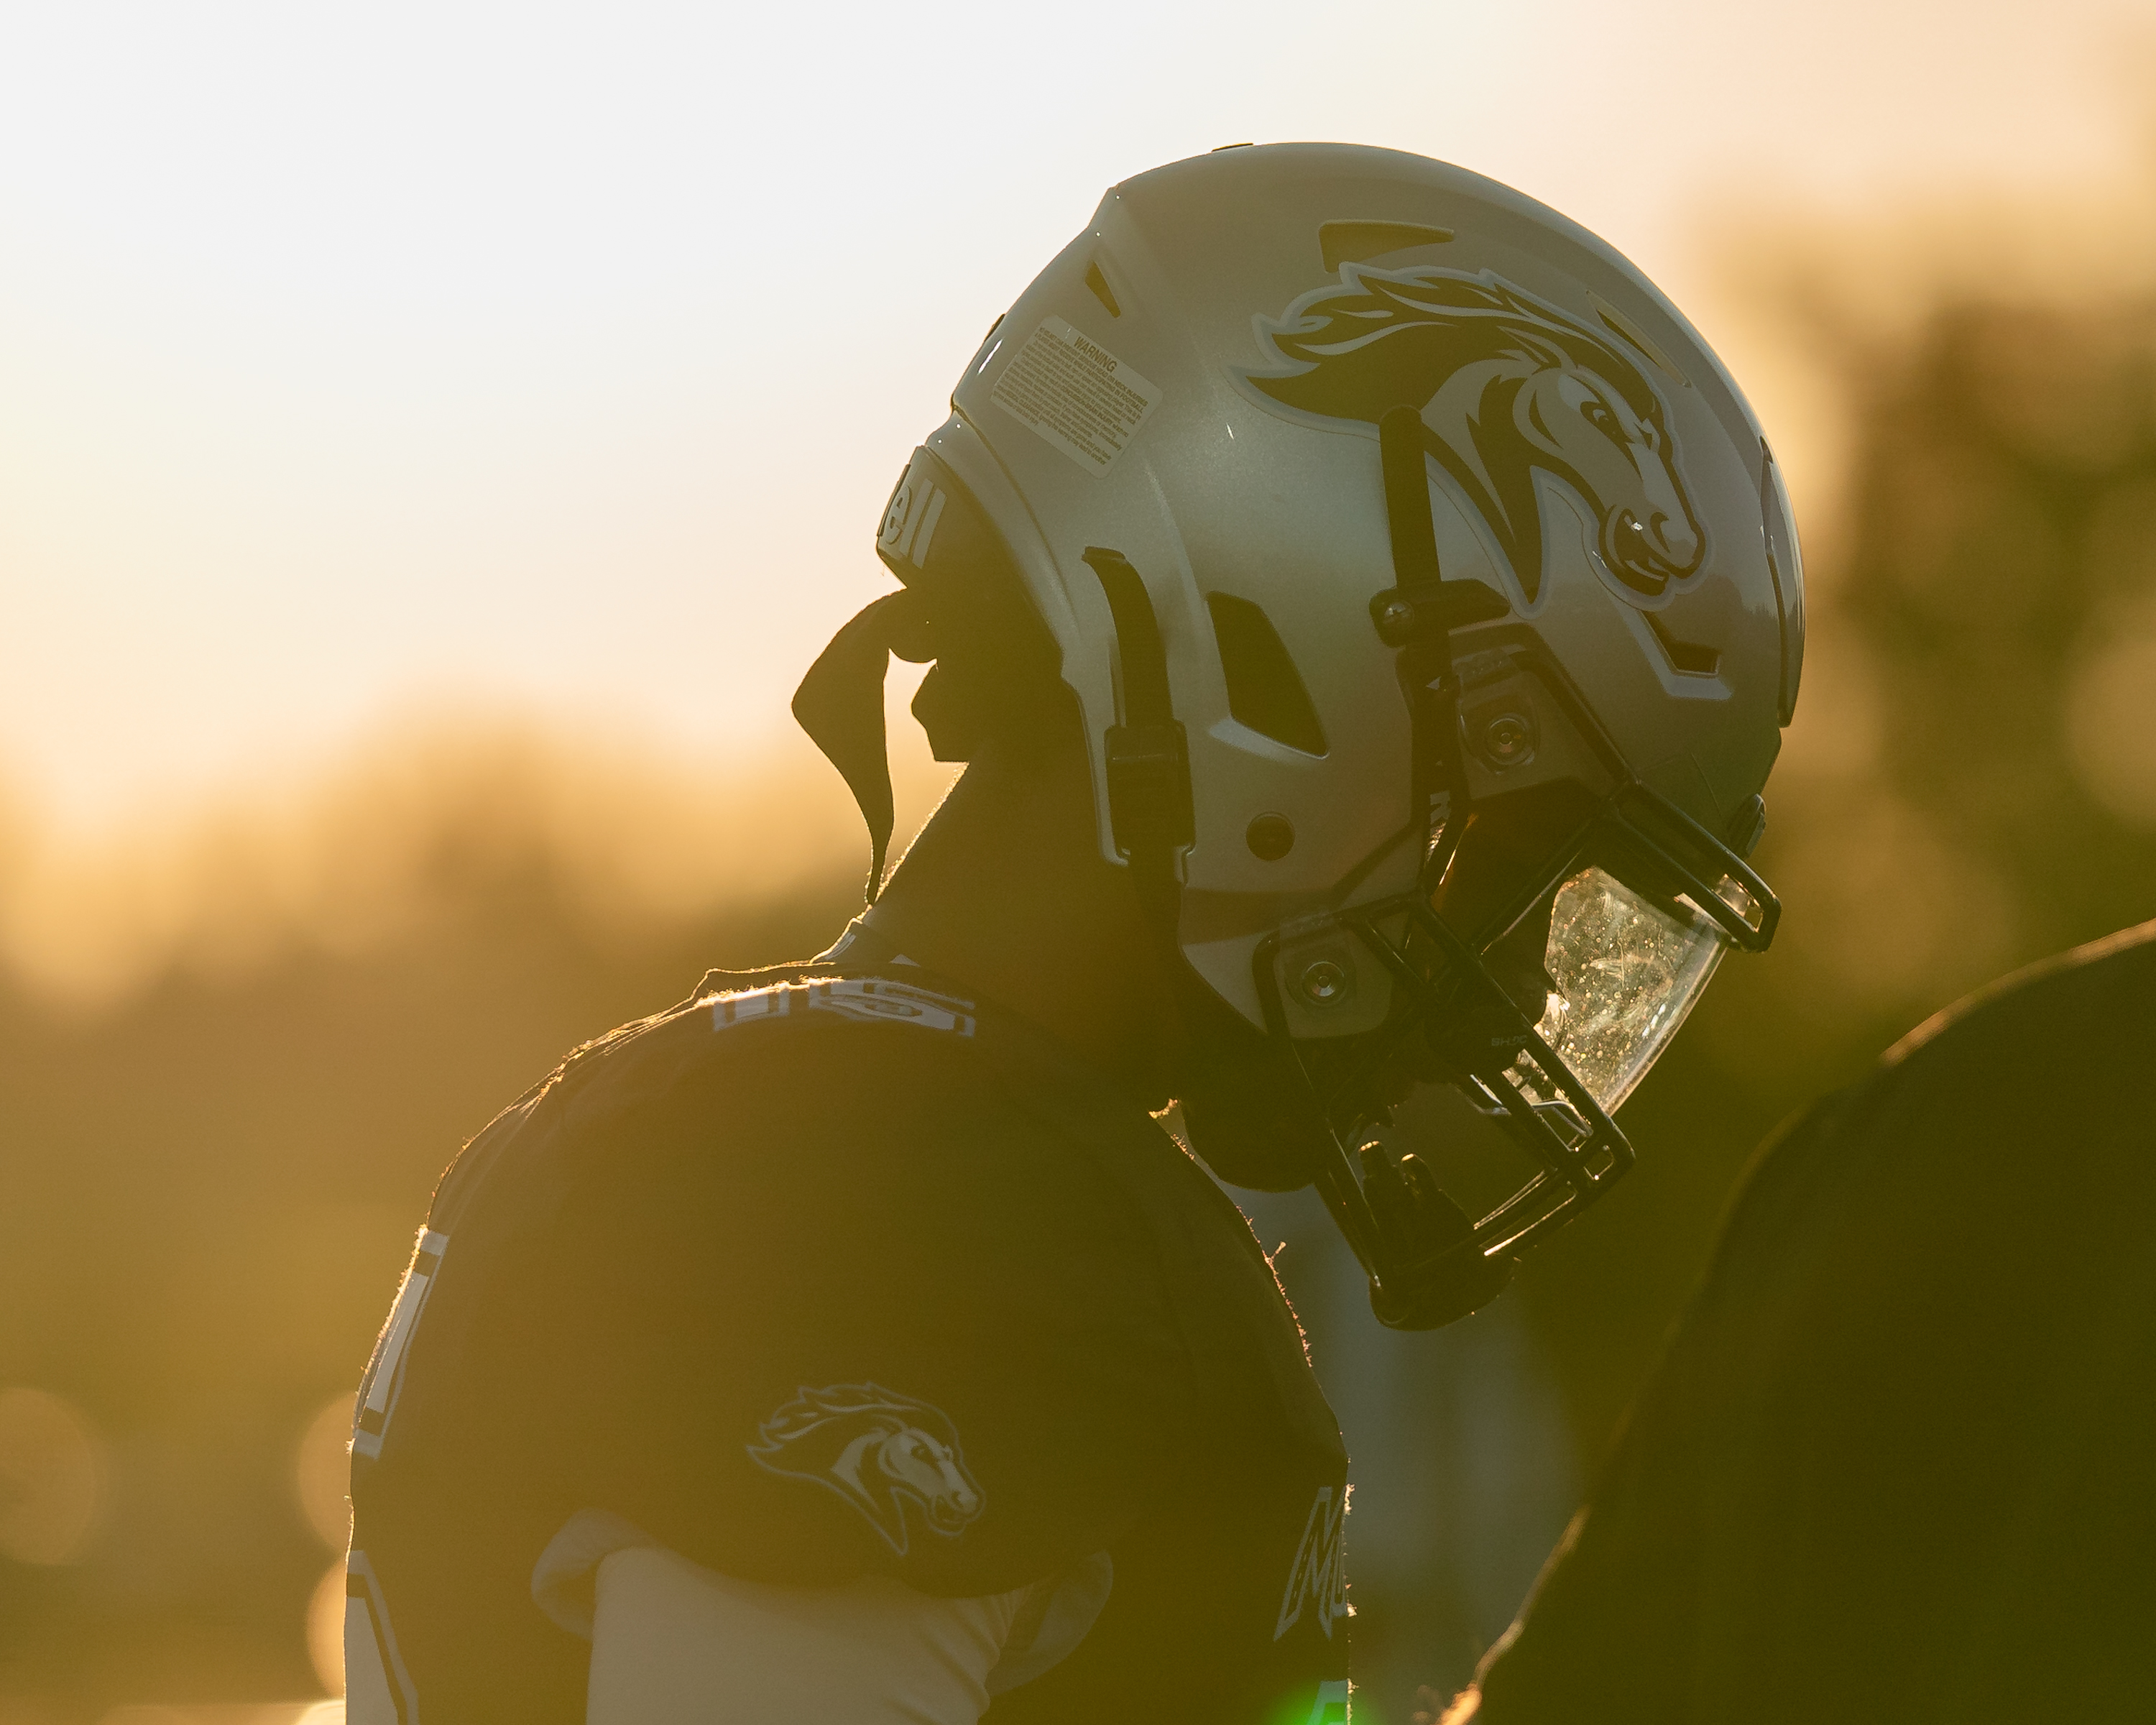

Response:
(990, 314), (1160, 473)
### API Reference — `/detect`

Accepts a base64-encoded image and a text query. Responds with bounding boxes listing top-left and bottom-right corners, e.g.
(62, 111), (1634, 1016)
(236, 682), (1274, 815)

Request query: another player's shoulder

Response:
(1754, 916), (2156, 1176)
(1711, 919), (2156, 1306)
(1880, 916), (2156, 1085)
(1845, 915), (2156, 1178)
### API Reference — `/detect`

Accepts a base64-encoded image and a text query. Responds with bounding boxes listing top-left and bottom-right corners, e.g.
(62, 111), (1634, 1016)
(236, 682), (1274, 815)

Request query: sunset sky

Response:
(1, 0), (2150, 835)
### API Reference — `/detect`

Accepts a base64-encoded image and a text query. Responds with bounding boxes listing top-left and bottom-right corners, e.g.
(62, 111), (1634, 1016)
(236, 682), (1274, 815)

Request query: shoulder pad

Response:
(705, 975), (977, 1039)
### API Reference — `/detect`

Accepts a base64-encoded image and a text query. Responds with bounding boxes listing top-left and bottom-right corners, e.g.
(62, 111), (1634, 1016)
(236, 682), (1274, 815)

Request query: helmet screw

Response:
(1378, 597), (1416, 641)
(1298, 959), (1350, 1005)
(1245, 813), (1295, 860)
(1480, 710), (1536, 768)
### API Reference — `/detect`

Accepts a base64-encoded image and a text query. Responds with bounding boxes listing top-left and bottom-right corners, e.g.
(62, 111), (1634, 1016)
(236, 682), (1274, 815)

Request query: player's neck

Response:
(864, 748), (1181, 1105)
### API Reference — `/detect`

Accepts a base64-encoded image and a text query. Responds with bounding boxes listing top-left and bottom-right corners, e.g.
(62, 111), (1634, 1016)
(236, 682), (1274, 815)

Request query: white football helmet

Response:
(809, 143), (1804, 1327)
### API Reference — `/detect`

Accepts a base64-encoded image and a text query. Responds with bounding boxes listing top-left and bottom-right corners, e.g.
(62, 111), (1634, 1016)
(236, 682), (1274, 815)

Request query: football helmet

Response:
(800, 143), (1804, 1328)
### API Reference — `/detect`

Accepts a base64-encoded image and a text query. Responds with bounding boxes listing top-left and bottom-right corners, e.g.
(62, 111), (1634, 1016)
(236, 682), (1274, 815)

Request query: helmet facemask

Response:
(1225, 408), (1778, 1328)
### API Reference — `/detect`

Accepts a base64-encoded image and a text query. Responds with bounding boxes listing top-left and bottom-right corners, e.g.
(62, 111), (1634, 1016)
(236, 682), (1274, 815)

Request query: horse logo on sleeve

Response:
(1240, 264), (1705, 607)
(748, 1384), (985, 1555)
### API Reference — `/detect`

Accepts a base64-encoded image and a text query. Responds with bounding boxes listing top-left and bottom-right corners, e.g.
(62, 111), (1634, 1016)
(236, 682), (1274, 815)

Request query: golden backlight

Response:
(0, 0), (2146, 834)
(1, 2), (2154, 1719)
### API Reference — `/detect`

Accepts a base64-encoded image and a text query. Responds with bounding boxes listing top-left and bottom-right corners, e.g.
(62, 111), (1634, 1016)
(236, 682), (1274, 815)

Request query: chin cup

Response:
(1330, 1142), (1516, 1330)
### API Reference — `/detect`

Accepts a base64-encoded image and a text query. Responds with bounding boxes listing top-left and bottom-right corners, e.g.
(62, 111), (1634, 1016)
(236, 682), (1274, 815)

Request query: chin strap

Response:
(791, 588), (936, 905)
(795, 551), (1199, 930)
(1079, 547), (1192, 951)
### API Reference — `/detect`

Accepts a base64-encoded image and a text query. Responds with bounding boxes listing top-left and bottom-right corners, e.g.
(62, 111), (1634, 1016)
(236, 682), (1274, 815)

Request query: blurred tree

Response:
(1848, 297), (2156, 950)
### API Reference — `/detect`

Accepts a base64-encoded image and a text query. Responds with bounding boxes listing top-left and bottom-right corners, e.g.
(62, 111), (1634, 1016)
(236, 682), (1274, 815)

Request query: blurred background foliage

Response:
(6, 246), (2156, 1722)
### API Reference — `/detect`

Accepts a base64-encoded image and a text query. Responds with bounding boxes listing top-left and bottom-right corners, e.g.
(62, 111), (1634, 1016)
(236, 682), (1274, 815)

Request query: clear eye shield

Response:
(1520, 861), (1738, 1118)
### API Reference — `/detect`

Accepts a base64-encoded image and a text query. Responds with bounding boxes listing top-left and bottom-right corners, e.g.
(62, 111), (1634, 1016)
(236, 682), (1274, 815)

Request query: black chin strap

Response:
(791, 588), (934, 904)
(794, 551), (1194, 929)
(1369, 404), (1508, 871)
(1079, 547), (1192, 952)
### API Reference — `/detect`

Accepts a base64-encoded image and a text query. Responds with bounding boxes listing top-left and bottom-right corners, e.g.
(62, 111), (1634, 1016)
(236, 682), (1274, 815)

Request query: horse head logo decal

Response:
(748, 1383), (984, 1555)
(1242, 264), (1705, 604)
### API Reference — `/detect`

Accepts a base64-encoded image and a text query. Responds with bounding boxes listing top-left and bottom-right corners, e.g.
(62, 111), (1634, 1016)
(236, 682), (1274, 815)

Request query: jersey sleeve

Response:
(584, 1545), (1028, 1725)
(429, 1011), (1198, 1602)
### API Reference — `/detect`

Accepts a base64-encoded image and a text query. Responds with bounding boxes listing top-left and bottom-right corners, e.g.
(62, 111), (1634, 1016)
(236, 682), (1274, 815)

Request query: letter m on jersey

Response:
(1273, 1485), (1348, 1641)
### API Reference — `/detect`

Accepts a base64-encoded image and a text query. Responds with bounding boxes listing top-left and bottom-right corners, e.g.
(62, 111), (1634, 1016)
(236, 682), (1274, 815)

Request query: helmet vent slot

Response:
(1084, 260), (1122, 318)
(1643, 610), (1720, 677)
(1318, 219), (1455, 272)
(1206, 592), (1328, 756)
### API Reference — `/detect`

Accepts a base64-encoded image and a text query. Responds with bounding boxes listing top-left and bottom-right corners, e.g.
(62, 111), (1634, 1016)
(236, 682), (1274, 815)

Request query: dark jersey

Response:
(345, 962), (1351, 1724)
(1470, 921), (2156, 1725)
